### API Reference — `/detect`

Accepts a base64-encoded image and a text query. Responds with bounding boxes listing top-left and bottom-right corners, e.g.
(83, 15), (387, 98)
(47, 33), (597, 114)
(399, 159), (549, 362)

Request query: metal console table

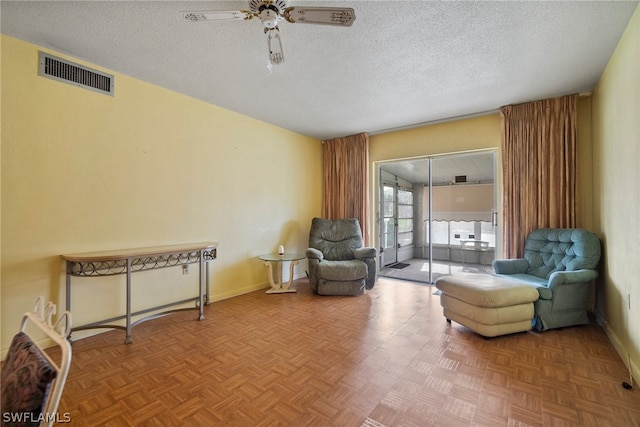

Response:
(62, 242), (218, 344)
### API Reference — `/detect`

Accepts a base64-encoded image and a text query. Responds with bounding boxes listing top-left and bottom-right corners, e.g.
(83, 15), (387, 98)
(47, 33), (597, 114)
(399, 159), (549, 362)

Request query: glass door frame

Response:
(375, 149), (499, 283)
(379, 173), (415, 268)
(380, 180), (398, 267)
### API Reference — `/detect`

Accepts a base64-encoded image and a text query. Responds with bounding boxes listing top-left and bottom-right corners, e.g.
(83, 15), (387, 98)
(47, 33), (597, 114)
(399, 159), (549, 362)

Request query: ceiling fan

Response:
(181, 0), (356, 65)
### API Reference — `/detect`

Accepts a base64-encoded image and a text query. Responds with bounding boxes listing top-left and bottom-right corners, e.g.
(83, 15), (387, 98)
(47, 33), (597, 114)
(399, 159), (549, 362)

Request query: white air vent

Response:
(38, 52), (114, 96)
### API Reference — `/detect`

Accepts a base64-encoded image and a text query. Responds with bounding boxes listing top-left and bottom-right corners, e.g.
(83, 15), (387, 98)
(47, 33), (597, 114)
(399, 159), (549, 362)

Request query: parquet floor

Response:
(46, 277), (639, 426)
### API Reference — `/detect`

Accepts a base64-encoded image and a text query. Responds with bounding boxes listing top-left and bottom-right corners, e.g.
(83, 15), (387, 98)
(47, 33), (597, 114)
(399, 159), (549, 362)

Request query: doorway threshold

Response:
(379, 259), (493, 284)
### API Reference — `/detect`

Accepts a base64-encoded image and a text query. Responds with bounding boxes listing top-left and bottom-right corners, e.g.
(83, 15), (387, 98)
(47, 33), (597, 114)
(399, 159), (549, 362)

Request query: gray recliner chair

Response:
(493, 228), (601, 331)
(306, 217), (377, 296)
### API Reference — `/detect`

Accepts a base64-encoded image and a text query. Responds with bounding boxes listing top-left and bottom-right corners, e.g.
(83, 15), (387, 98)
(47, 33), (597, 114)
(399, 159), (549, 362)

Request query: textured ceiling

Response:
(1, 1), (638, 140)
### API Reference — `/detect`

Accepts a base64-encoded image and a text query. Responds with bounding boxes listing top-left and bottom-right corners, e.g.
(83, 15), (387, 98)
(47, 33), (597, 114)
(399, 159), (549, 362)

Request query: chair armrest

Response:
(354, 247), (378, 290)
(492, 258), (529, 274)
(547, 269), (598, 290)
(354, 247), (377, 260)
(306, 248), (324, 261)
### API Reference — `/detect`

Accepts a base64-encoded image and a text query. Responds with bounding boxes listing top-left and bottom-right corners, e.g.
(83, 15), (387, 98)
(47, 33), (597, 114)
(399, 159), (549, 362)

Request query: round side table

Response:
(258, 253), (306, 294)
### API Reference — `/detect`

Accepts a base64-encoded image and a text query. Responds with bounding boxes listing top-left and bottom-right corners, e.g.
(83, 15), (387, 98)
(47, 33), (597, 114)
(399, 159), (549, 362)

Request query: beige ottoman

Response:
(435, 274), (540, 337)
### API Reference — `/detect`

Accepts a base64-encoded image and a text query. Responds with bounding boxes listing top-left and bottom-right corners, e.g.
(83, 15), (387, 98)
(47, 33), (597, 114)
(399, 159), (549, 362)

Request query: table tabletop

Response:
(258, 253), (306, 262)
(62, 242), (219, 262)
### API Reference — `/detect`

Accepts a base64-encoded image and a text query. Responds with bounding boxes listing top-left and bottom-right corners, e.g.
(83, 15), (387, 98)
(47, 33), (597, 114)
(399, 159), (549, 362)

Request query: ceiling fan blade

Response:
(267, 29), (285, 65)
(181, 10), (254, 22)
(284, 7), (355, 26)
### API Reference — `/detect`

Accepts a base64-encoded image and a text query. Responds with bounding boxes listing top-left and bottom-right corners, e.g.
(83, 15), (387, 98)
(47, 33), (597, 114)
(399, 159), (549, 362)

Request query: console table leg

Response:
(206, 260), (211, 305)
(125, 258), (133, 344)
(65, 267), (72, 341)
(198, 252), (205, 321)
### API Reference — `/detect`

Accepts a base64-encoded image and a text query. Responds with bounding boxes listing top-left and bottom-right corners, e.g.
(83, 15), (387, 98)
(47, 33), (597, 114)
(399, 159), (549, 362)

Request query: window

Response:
(450, 221), (475, 244)
(427, 220), (496, 247)
(430, 221), (450, 244)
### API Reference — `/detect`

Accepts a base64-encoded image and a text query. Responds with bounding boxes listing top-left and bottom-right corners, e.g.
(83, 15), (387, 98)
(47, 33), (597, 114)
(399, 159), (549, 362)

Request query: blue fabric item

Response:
(492, 259), (529, 275)
(493, 228), (601, 331)
(523, 228), (601, 279)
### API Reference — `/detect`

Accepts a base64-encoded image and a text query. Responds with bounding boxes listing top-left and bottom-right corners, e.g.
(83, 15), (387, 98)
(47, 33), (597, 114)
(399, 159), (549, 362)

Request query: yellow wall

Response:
(591, 4), (640, 382)
(0, 36), (322, 355)
(370, 115), (501, 162)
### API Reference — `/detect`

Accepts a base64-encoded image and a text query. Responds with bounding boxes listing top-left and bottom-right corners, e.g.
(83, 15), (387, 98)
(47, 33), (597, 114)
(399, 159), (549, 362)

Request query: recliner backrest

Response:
(309, 217), (363, 261)
(524, 228), (601, 279)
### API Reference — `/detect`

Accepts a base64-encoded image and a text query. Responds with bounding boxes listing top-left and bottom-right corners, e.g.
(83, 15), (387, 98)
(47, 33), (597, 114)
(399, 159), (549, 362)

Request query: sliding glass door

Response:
(378, 150), (497, 283)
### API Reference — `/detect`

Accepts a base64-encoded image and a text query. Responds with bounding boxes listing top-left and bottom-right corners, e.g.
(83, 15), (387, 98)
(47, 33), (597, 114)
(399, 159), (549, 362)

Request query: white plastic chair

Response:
(1, 297), (72, 427)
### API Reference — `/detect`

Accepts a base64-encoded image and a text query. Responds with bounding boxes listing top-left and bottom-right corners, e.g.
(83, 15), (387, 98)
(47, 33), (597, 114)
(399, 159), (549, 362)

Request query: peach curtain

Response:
(500, 94), (578, 258)
(322, 132), (370, 245)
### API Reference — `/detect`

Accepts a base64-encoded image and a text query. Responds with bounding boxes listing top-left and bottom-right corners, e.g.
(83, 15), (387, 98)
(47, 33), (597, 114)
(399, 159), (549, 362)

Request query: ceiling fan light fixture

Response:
(259, 9), (281, 28)
(182, 0), (355, 64)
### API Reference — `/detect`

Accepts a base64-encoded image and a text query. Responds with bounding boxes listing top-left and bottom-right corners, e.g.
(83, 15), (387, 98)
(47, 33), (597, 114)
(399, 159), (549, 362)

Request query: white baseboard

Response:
(594, 309), (639, 386)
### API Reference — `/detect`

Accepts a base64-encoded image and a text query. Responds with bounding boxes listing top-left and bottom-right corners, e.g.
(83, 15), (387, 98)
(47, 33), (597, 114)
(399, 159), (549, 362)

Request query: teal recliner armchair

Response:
(493, 228), (601, 331)
(306, 218), (377, 296)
